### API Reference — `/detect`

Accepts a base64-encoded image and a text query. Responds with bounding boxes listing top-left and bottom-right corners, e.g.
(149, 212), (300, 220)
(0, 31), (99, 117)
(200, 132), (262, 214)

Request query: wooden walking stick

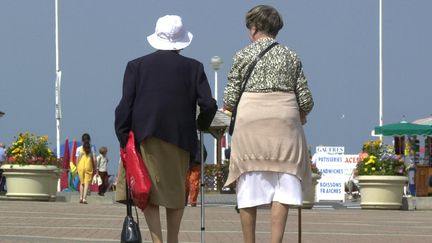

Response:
(298, 207), (302, 243)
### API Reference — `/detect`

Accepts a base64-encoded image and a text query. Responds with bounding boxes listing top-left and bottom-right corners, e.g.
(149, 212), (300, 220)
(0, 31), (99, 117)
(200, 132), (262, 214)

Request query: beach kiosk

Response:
(374, 121), (432, 196)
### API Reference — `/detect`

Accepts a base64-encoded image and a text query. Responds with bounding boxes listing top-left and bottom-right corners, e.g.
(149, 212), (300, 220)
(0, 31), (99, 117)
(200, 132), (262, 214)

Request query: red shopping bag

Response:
(120, 131), (151, 211)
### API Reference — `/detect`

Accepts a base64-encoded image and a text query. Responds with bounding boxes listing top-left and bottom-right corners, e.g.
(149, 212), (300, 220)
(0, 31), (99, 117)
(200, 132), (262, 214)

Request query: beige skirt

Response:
(116, 137), (189, 209)
(225, 92), (312, 192)
(140, 137), (189, 209)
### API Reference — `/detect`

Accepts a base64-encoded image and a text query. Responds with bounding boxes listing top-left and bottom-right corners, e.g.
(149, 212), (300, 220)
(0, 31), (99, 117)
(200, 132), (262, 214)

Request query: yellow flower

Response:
(365, 155), (376, 165)
(12, 148), (21, 154)
(364, 168), (368, 172)
(371, 167), (376, 171)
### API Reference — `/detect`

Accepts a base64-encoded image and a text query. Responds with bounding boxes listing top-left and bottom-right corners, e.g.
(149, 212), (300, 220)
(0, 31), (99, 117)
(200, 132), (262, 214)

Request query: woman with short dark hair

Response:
(224, 5), (314, 243)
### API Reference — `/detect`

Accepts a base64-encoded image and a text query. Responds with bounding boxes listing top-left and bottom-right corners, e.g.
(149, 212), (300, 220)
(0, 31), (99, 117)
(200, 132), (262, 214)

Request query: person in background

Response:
(224, 145), (231, 160)
(223, 5), (314, 243)
(346, 146), (368, 200)
(76, 133), (97, 204)
(96, 146), (109, 196)
(0, 143), (6, 192)
(115, 15), (217, 243)
(0, 143), (5, 162)
(185, 139), (207, 207)
(345, 169), (359, 200)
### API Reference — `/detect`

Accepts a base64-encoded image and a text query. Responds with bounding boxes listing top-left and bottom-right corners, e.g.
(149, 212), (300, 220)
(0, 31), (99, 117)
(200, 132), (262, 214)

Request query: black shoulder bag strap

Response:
(228, 42), (279, 135)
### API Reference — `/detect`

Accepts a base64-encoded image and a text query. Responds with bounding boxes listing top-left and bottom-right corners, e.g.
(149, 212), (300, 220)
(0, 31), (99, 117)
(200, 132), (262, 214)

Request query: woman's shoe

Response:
(82, 200), (88, 204)
(79, 199), (83, 204)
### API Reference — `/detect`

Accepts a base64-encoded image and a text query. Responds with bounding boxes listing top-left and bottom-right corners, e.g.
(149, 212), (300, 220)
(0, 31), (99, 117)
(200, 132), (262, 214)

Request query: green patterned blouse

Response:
(223, 37), (314, 114)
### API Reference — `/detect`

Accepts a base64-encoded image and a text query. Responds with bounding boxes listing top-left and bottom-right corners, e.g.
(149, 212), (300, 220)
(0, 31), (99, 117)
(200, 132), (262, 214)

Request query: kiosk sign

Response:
(315, 146), (344, 155)
(312, 147), (360, 202)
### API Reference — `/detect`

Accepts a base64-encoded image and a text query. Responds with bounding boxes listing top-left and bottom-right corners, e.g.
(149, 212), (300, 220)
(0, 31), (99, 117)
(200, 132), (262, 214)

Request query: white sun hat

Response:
(147, 15), (193, 50)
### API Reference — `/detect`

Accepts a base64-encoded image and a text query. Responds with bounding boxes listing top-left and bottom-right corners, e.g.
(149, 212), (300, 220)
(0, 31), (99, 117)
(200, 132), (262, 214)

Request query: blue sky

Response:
(1, 0), (431, 174)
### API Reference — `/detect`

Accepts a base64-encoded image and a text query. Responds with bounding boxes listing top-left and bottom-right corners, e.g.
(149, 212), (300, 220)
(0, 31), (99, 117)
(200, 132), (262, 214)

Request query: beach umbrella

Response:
(63, 139), (70, 170)
(71, 139), (77, 164)
(374, 122), (432, 136)
(69, 140), (79, 191)
(60, 139), (69, 190)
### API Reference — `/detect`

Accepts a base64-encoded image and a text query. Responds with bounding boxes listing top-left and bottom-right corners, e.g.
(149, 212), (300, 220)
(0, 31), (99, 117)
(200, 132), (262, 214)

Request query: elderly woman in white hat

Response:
(115, 15), (217, 243)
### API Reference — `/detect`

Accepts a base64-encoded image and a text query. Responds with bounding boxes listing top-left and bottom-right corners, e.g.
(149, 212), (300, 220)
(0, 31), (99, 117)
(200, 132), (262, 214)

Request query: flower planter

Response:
(358, 175), (408, 209)
(1, 164), (60, 201)
(302, 173), (321, 209)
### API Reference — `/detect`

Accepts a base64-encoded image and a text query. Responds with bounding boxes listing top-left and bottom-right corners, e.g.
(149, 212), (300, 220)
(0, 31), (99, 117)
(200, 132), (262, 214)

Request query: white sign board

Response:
(312, 153), (360, 201)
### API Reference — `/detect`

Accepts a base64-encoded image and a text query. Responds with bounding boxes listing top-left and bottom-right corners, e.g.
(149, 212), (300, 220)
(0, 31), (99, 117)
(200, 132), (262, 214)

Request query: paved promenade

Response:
(1, 192), (432, 243)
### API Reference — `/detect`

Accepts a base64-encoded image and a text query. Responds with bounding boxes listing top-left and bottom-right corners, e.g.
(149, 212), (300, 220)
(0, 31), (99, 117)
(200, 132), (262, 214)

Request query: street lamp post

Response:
(379, 0), (383, 140)
(371, 0), (384, 139)
(211, 56), (222, 165)
(54, 0), (63, 193)
(54, 0), (62, 159)
(211, 56), (222, 104)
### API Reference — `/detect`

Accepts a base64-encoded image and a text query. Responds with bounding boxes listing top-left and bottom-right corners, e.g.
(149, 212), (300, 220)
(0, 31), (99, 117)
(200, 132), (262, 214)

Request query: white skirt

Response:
(236, 171), (302, 208)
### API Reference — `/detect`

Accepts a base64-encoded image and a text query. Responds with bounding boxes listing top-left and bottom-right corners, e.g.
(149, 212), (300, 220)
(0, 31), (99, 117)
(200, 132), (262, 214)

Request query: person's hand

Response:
(223, 106), (232, 117)
(300, 111), (307, 125)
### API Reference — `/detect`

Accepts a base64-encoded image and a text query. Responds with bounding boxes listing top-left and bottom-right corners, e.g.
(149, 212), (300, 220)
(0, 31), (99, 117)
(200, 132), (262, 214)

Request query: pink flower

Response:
(359, 152), (368, 161)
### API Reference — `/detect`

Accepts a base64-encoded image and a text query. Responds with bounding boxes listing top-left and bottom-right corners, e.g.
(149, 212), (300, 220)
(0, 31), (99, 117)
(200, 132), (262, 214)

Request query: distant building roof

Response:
(210, 110), (230, 129)
(196, 108), (230, 136)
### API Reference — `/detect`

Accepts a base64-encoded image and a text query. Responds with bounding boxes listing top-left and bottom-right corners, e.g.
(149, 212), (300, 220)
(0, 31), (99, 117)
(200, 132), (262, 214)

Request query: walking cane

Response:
(199, 131), (205, 243)
(298, 207), (302, 243)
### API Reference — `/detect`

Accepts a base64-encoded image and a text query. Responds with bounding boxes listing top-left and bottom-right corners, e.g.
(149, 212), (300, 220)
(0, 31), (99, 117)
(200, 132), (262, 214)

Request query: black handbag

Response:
(121, 182), (142, 243)
(228, 42), (278, 136)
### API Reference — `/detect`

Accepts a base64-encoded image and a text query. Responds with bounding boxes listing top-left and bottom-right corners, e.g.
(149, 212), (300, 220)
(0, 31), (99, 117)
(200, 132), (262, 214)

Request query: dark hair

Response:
(81, 133), (91, 155)
(246, 5), (283, 38)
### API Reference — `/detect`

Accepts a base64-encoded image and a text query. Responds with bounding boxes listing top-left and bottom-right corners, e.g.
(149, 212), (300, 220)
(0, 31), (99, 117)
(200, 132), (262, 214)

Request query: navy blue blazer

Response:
(115, 50), (217, 155)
